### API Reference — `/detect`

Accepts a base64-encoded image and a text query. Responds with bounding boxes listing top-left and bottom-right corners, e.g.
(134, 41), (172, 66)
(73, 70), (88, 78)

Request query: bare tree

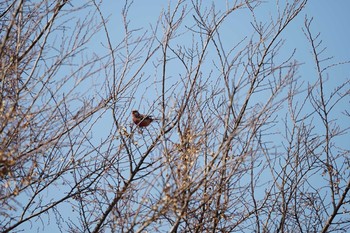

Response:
(1, 0), (349, 233)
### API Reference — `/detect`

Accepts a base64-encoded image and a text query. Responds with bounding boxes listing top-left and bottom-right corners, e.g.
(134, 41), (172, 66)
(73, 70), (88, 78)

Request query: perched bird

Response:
(132, 110), (158, 127)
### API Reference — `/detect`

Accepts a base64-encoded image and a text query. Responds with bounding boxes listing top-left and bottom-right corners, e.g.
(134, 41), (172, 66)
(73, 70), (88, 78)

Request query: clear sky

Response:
(101, 0), (350, 61)
(95, 0), (350, 112)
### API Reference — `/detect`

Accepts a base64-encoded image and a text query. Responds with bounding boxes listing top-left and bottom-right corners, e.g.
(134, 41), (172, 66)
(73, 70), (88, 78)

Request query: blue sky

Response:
(125, 0), (350, 136)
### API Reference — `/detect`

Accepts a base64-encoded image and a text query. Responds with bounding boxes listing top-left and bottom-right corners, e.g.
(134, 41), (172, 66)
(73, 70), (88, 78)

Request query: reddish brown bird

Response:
(132, 110), (159, 127)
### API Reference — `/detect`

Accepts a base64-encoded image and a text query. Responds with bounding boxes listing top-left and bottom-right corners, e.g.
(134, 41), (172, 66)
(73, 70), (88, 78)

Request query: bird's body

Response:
(132, 110), (158, 127)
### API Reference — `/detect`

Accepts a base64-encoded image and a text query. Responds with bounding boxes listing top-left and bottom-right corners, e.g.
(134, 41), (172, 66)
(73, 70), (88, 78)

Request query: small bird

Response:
(132, 110), (159, 127)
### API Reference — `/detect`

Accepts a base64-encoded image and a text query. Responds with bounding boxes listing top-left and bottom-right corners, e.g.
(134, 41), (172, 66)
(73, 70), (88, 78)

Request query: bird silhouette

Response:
(131, 110), (159, 127)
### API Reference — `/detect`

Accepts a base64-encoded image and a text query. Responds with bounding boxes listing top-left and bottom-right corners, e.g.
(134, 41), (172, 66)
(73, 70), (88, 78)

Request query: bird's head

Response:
(132, 110), (140, 117)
